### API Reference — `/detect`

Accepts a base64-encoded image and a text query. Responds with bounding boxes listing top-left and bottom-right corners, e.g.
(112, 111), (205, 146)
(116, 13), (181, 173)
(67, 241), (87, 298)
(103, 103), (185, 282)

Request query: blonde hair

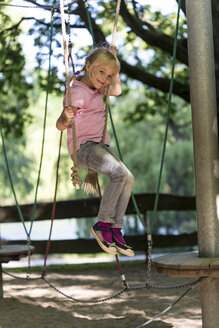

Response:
(86, 47), (120, 77)
(70, 47), (120, 83)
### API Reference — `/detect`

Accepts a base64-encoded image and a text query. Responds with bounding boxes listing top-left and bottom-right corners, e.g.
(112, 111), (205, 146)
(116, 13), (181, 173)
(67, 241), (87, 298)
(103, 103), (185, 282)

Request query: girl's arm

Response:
(109, 73), (122, 96)
(108, 46), (122, 96)
(56, 106), (78, 131)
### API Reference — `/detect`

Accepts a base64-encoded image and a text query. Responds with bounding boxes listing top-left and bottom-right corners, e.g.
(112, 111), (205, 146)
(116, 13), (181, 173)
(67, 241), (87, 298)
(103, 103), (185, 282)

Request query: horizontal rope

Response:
(43, 277), (127, 303)
(3, 270), (202, 304)
(0, 2), (67, 10)
(136, 285), (197, 328)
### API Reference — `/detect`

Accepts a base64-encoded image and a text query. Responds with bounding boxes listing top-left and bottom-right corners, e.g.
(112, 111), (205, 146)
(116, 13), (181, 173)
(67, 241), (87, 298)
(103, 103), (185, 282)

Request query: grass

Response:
(3, 259), (146, 275)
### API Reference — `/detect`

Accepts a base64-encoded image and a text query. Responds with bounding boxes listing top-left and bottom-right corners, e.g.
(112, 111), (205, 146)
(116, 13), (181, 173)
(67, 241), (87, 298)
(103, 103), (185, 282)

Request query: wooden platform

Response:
(0, 244), (35, 264)
(153, 251), (219, 277)
(0, 244), (35, 299)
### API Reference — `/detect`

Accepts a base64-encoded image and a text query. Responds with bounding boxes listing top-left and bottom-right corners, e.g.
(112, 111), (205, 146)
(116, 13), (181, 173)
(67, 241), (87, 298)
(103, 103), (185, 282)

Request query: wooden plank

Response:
(0, 245), (35, 264)
(154, 252), (219, 269)
(155, 267), (214, 277)
(0, 263), (3, 299)
(0, 193), (196, 223)
(210, 259), (219, 269)
(153, 252), (219, 277)
(0, 245), (34, 256)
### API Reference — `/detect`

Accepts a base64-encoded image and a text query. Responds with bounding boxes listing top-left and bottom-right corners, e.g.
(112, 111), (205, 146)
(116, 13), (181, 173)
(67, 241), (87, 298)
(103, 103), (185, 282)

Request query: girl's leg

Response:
(77, 142), (133, 225)
(77, 142), (134, 256)
(110, 166), (134, 228)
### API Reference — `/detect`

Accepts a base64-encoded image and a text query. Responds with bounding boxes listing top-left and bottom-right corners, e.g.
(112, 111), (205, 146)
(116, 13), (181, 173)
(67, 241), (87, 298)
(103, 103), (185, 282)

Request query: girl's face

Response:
(86, 62), (116, 90)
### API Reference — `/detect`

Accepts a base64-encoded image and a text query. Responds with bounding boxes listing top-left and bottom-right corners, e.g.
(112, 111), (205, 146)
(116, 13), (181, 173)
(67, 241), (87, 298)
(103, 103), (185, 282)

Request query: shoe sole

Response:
(91, 227), (117, 256)
(115, 245), (135, 257)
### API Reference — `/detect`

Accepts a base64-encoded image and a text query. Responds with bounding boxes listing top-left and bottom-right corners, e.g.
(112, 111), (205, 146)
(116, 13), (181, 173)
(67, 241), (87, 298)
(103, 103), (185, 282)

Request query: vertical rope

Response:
(29, 9), (55, 237)
(67, 4), (76, 75)
(101, 0), (121, 144)
(42, 132), (63, 277)
(101, 88), (110, 144)
(60, 0), (80, 189)
(111, 0), (121, 46)
(0, 8), (55, 241)
(145, 0), (181, 285)
(149, 0), (181, 234)
(83, 0), (96, 47)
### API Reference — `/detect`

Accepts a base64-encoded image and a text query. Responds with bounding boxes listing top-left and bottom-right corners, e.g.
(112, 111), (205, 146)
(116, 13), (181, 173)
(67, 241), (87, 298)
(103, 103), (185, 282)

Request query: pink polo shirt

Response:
(63, 79), (109, 155)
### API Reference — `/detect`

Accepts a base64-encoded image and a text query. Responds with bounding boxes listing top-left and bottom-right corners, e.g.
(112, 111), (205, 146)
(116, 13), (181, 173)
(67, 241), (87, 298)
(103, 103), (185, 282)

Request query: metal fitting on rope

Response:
(146, 234), (152, 285)
(26, 235), (31, 246)
(147, 233), (152, 244)
(26, 235), (32, 280)
(121, 274), (129, 289)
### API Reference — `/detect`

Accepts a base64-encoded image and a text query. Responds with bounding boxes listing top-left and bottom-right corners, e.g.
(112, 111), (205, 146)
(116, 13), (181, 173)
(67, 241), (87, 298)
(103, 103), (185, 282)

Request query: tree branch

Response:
(120, 0), (188, 65)
(74, 0), (106, 46)
(120, 59), (190, 102)
(131, 0), (156, 32)
(8, 0), (190, 103)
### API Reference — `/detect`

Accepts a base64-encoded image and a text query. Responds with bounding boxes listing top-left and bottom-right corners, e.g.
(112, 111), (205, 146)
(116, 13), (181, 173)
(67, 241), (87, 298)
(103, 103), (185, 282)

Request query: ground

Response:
(0, 261), (202, 328)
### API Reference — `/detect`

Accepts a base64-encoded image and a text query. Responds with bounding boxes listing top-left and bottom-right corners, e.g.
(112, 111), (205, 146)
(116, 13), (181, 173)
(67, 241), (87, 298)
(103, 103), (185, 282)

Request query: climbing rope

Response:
(0, 9), (55, 267)
(150, 0), (181, 234)
(146, 0), (181, 284)
(135, 283), (199, 327)
(83, 0), (96, 47)
(0, 2), (59, 10)
(111, 0), (121, 47)
(101, 0), (121, 145)
(41, 131), (63, 277)
(2, 268), (202, 304)
(60, 0), (80, 190)
(67, 4), (76, 76)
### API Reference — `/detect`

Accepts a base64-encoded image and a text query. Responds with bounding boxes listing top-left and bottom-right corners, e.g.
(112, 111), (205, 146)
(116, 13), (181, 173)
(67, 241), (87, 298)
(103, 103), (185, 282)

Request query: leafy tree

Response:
(4, 0), (217, 138)
(0, 1), (202, 234)
(0, 136), (35, 202)
(1, 0), (218, 138)
(0, 4), (32, 138)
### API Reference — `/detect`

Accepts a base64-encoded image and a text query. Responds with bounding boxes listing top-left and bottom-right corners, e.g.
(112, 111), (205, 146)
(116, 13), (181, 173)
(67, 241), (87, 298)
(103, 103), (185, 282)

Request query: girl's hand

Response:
(109, 45), (118, 56)
(63, 106), (75, 122)
(56, 106), (78, 131)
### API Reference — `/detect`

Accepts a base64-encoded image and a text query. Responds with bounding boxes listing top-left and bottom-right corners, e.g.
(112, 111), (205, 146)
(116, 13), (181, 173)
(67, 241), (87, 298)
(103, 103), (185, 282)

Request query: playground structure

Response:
(0, 0), (219, 327)
(0, 244), (34, 299)
(153, 1), (219, 327)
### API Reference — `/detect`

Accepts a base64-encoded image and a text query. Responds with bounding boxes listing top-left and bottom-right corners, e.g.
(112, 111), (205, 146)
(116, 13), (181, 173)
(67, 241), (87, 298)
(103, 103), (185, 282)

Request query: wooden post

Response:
(0, 263), (3, 299)
(186, 0), (219, 327)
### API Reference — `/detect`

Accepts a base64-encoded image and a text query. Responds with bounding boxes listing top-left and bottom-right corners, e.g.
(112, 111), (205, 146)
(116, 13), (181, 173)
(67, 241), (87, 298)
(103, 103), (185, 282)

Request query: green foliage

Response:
(0, 6), (32, 138)
(0, 1), (197, 236)
(165, 140), (195, 196)
(0, 136), (35, 203)
(109, 88), (194, 196)
(108, 87), (196, 234)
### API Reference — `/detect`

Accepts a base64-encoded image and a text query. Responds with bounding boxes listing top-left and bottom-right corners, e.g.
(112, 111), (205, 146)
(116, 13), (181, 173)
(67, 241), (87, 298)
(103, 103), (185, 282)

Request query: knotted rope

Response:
(60, 0), (80, 189)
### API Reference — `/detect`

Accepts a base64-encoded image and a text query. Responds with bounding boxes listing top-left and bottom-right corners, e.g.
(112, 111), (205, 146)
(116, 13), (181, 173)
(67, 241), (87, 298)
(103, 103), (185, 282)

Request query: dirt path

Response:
(0, 262), (202, 328)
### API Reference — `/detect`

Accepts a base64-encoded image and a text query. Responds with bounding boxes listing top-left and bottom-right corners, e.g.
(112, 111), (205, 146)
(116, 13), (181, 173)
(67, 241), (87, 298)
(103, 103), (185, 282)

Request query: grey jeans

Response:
(76, 142), (134, 228)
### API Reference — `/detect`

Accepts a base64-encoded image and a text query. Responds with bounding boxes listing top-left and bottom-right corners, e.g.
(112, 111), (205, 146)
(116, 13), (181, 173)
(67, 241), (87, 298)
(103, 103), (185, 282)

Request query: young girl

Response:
(56, 47), (135, 257)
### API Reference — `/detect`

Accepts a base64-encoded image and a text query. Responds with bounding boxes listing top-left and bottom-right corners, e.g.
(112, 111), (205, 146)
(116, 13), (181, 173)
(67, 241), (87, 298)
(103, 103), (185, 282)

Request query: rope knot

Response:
(71, 166), (80, 190)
